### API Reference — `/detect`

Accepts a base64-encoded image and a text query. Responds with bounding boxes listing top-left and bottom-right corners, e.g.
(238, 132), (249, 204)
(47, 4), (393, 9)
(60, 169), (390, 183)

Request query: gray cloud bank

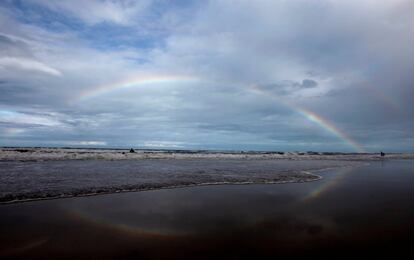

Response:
(0, 0), (413, 152)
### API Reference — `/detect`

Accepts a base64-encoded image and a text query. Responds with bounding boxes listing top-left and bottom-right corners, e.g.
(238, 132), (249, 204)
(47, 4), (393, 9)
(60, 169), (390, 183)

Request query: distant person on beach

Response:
(380, 151), (385, 157)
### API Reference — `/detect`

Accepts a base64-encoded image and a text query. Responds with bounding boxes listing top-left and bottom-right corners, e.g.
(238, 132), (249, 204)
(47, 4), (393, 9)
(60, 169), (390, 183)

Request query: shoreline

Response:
(0, 170), (322, 205)
(1, 147), (414, 161)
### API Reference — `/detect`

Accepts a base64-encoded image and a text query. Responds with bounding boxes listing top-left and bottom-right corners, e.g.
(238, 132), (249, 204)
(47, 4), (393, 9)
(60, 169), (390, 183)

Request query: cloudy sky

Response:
(0, 0), (413, 152)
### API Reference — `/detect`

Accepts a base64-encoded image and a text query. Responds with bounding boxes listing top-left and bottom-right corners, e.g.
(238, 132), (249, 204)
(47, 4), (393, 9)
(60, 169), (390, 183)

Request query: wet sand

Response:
(1, 160), (414, 259)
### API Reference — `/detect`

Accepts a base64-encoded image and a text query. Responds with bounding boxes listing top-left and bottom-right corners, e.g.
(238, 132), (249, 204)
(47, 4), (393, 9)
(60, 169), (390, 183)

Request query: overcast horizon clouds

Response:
(1, 0), (413, 152)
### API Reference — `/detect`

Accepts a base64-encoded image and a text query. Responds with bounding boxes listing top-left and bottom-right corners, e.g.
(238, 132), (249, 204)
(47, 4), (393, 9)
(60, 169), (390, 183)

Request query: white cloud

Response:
(30, 0), (152, 25)
(0, 110), (63, 126)
(143, 141), (184, 148)
(66, 141), (107, 146)
(0, 57), (61, 76)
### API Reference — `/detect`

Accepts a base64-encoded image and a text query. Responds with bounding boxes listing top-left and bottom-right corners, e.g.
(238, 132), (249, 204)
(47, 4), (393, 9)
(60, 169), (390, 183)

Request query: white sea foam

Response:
(1, 147), (412, 161)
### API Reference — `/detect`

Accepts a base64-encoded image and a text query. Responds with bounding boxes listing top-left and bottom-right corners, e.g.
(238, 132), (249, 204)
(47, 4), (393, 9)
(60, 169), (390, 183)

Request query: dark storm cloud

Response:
(258, 79), (318, 96)
(301, 79), (317, 88)
(0, 83), (33, 103)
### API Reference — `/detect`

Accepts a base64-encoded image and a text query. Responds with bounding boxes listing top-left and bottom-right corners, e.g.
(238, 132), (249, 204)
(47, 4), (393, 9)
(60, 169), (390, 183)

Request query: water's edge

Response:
(0, 157), (375, 205)
(0, 170), (326, 205)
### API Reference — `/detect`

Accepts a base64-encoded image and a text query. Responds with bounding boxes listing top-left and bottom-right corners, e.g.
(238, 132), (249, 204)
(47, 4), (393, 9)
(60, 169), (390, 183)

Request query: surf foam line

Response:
(250, 84), (366, 153)
(0, 171), (320, 205)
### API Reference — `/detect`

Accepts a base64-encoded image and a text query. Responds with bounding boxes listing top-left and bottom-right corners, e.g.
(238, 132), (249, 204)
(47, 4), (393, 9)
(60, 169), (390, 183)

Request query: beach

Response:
(1, 160), (414, 259)
(0, 147), (393, 203)
(2, 1), (413, 258)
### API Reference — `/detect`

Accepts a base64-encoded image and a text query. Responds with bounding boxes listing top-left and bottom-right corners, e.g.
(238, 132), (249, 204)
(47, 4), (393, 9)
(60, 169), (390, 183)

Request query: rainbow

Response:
(359, 82), (400, 112)
(250, 84), (366, 153)
(75, 74), (199, 102)
(3, 127), (25, 137)
(66, 207), (186, 238)
(74, 75), (366, 152)
(296, 108), (365, 152)
(302, 167), (353, 202)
